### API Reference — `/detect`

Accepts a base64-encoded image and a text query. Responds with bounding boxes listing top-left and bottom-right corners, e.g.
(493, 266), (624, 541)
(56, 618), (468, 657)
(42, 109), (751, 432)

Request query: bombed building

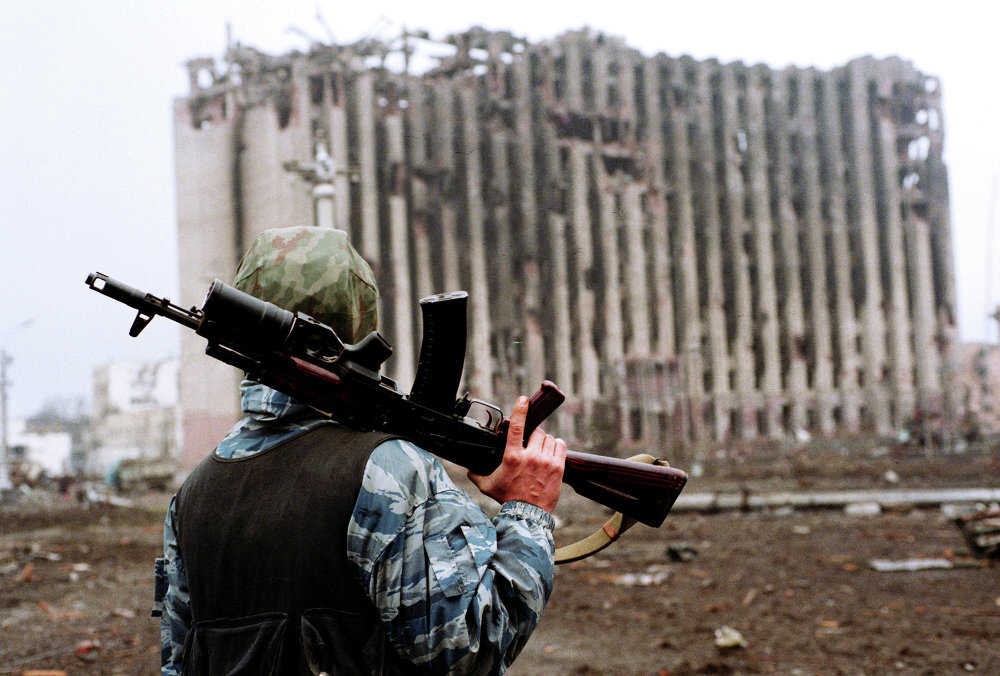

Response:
(173, 27), (957, 467)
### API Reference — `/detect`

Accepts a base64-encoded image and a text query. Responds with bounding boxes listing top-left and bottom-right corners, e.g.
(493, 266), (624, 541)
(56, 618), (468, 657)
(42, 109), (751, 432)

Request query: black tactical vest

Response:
(175, 424), (397, 675)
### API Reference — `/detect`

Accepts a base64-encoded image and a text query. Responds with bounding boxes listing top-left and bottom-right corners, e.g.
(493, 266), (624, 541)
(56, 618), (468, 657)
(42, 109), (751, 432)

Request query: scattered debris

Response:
(869, 558), (955, 572)
(953, 507), (1000, 559)
(844, 502), (882, 517)
(666, 543), (698, 562)
(73, 639), (102, 662)
(713, 626), (747, 650)
(84, 487), (134, 509)
(613, 569), (671, 586)
(17, 562), (37, 583)
(30, 543), (62, 562)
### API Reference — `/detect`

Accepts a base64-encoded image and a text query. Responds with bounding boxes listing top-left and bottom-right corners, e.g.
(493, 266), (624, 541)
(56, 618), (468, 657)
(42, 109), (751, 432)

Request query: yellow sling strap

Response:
(554, 454), (667, 564)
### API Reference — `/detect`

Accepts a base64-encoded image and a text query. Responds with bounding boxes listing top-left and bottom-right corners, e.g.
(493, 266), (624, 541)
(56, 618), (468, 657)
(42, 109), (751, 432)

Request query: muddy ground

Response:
(1, 440), (998, 675)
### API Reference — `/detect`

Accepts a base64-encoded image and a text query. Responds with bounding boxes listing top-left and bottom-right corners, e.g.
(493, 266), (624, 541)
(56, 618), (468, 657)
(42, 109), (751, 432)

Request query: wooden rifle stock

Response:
(562, 452), (686, 528)
(516, 382), (687, 528)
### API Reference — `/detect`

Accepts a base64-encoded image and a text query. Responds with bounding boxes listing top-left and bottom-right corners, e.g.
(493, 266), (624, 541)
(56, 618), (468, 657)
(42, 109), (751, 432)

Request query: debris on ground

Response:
(869, 558), (957, 572)
(713, 626), (748, 650)
(954, 507), (1000, 559)
(665, 543), (698, 562)
(844, 501), (882, 517)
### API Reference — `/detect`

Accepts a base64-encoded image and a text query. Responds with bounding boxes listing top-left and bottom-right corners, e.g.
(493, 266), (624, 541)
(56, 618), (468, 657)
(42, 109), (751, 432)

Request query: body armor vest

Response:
(175, 425), (396, 675)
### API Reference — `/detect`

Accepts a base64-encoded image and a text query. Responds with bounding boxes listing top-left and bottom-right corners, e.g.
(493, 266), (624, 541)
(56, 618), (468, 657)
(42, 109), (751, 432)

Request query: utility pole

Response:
(1, 319), (34, 489)
(1, 350), (11, 488)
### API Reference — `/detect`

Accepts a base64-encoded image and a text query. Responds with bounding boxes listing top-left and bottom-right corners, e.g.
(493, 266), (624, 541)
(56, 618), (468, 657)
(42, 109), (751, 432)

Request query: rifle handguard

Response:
(554, 454), (666, 564)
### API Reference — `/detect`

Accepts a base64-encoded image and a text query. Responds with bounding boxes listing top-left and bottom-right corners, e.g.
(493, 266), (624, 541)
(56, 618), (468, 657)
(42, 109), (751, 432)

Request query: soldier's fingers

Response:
(505, 396), (530, 451)
(553, 437), (567, 462)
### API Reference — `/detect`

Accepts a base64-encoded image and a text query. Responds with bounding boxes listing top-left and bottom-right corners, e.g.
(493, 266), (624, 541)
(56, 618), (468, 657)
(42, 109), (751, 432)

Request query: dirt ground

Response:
(1, 439), (998, 675)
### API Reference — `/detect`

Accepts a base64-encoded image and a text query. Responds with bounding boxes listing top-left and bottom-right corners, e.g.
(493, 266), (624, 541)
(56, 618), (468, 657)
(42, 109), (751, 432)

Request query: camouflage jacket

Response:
(159, 383), (555, 675)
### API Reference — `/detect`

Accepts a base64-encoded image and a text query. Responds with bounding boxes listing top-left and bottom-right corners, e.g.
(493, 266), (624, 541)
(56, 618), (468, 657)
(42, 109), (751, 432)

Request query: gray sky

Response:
(2, 0), (998, 419)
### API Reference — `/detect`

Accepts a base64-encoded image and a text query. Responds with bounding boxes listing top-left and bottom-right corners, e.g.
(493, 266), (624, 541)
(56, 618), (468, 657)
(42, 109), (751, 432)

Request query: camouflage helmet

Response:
(233, 226), (378, 343)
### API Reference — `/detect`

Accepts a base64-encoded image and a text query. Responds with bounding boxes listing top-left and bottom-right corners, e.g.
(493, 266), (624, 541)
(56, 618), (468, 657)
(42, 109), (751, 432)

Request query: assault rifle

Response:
(85, 272), (687, 538)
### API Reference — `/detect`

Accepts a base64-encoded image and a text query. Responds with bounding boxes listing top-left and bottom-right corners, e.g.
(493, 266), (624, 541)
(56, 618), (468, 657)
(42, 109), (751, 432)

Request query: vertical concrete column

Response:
(623, 183), (651, 356)
(174, 96), (242, 467)
(907, 215), (942, 404)
(564, 38), (585, 109)
(488, 129), (517, 328)
(769, 69), (809, 434)
(922, 81), (958, 323)
(595, 176), (625, 368)
(405, 82), (435, 299)
(353, 73), (381, 272)
(511, 48), (547, 393)
(593, 167), (628, 438)
(591, 42), (610, 110)
(564, 40), (601, 405)
(487, 127), (520, 401)
(384, 107), (415, 389)
(239, 103), (311, 239)
(568, 143), (601, 403)
(846, 58), (890, 434)
(617, 47), (637, 118)
(623, 181), (660, 443)
(818, 70), (861, 432)
(432, 81), (462, 295)
(534, 48), (576, 405)
(693, 62), (732, 440)
(459, 83), (494, 400)
(874, 67), (916, 424)
(745, 65), (783, 435)
(719, 63), (758, 438)
(615, 48), (655, 443)
(921, 77), (957, 416)
(642, 58), (677, 363)
(325, 71), (352, 232)
(668, 58), (705, 442)
(795, 69), (836, 434)
(548, 212), (576, 398)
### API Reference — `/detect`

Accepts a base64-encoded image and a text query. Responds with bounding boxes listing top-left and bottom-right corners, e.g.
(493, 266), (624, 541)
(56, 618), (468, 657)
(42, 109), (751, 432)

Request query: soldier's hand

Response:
(468, 396), (567, 513)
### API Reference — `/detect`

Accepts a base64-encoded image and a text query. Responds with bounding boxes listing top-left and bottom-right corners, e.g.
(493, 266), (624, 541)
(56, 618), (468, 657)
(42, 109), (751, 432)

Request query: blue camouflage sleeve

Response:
(159, 496), (191, 676)
(347, 439), (555, 675)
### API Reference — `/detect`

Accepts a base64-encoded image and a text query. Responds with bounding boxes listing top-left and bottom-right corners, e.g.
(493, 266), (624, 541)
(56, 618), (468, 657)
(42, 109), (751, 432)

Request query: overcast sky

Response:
(2, 0), (998, 419)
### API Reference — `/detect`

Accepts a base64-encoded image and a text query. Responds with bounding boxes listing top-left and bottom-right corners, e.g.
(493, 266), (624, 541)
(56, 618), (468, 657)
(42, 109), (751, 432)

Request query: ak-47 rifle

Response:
(85, 272), (687, 560)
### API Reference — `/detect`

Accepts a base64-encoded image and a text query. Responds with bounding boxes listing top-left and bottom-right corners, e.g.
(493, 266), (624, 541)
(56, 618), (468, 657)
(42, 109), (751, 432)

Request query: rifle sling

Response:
(554, 454), (664, 564)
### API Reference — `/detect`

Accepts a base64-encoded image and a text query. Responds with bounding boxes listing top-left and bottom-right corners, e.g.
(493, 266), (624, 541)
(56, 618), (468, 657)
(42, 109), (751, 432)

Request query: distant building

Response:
(89, 360), (179, 476)
(7, 419), (72, 478)
(173, 27), (957, 464)
(954, 342), (1000, 436)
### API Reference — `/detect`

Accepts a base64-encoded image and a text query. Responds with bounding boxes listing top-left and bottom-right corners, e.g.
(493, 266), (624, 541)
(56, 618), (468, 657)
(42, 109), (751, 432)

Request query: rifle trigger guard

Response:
(554, 454), (667, 565)
(464, 398), (504, 430)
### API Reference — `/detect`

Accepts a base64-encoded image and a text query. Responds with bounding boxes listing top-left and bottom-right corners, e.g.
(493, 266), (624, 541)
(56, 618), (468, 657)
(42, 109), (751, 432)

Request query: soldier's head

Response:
(233, 226), (378, 343)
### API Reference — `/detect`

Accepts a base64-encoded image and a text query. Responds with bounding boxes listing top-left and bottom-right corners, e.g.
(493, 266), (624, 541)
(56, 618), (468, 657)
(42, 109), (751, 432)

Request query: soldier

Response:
(157, 226), (567, 675)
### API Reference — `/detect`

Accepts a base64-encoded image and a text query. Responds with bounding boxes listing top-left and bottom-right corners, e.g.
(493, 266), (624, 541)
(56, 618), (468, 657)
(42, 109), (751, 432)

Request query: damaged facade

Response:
(174, 28), (958, 467)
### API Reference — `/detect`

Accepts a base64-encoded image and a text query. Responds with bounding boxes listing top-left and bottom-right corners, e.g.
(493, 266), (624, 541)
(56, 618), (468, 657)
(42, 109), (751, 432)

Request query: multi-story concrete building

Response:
(173, 27), (957, 466)
(90, 359), (179, 475)
(955, 341), (1000, 437)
